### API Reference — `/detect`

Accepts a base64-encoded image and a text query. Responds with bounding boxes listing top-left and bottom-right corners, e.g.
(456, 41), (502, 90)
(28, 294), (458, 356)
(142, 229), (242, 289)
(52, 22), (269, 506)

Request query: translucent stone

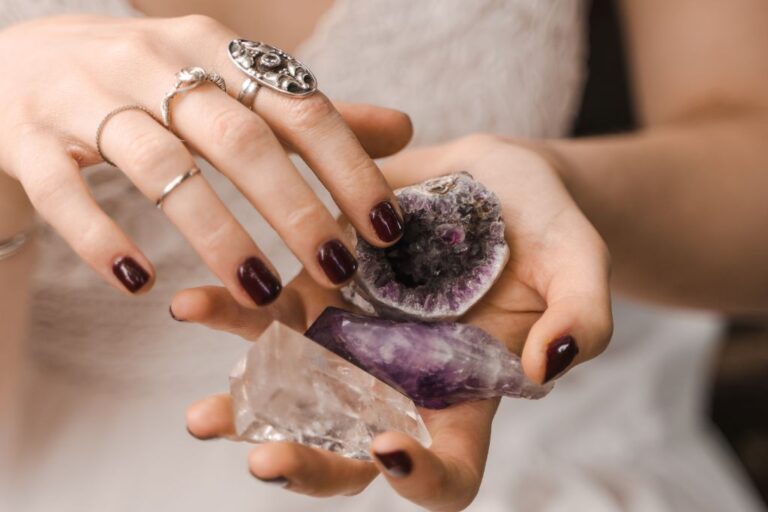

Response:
(229, 321), (431, 460)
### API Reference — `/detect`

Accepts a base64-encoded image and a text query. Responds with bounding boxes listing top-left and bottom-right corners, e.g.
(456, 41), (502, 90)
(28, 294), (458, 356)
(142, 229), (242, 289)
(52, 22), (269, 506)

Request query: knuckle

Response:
(283, 94), (336, 132)
(178, 14), (222, 34)
(124, 130), (173, 172)
(283, 202), (329, 234)
(211, 109), (272, 152)
(455, 133), (502, 152)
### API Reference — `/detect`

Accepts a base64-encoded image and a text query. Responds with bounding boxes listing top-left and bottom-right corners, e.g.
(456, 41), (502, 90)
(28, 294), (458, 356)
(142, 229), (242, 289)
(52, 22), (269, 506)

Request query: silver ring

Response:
(96, 105), (158, 167)
(162, 67), (227, 128)
(156, 166), (201, 209)
(237, 78), (261, 109)
(0, 230), (30, 261)
(227, 39), (317, 97)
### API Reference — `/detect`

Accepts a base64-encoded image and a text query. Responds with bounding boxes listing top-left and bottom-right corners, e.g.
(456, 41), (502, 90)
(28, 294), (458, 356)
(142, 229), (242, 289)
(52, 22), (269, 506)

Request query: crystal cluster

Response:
(343, 172), (509, 321)
(230, 321), (431, 460)
(306, 308), (552, 409)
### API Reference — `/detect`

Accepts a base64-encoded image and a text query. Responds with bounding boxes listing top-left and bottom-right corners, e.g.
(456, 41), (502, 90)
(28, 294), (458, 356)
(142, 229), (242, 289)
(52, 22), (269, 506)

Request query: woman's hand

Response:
(177, 273), (499, 512)
(380, 135), (613, 384)
(0, 15), (410, 304)
(176, 134), (612, 510)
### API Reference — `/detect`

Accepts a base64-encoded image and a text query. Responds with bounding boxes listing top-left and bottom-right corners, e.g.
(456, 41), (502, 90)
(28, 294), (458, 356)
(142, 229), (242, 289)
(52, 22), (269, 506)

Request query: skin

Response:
(3, 0), (768, 510)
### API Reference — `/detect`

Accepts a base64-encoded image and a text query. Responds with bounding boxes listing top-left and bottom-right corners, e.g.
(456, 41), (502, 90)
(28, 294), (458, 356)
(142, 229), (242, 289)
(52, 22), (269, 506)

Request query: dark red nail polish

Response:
(317, 239), (358, 284)
(186, 427), (216, 441)
(252, 474), (289, 487)
(544, 335), (579, 383)
(237, 257), (282, 306)
(370, 201), (404, 243)
(112, 256), (149, 293)
(374, 450), (413, 478)
(169, 305), (184, 322)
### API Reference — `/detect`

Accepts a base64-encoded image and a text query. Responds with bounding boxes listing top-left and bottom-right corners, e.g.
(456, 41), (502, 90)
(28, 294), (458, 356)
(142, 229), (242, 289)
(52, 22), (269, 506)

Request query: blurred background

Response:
(574, 0), (768, 506)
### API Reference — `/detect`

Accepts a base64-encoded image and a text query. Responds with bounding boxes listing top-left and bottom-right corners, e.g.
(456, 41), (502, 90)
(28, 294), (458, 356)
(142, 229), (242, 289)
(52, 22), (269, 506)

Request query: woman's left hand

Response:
(178, 272), (498, 511)
(177, 134), (613, 511)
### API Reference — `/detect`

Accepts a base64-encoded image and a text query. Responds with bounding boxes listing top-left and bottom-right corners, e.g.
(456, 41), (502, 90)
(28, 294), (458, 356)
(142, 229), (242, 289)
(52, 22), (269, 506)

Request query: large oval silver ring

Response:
(161, 67), (227, 128)
(227, 39), (317, 97)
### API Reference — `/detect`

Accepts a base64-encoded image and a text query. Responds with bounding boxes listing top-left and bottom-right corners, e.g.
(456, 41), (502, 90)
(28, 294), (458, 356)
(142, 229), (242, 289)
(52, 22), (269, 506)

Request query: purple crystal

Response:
(343, 172), (509, 321)
(306, 308), (552, 409)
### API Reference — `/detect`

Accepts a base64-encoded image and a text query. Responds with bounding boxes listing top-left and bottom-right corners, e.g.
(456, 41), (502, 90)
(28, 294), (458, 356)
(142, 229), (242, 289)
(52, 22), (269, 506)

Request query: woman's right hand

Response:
(0, 14), (411, 304)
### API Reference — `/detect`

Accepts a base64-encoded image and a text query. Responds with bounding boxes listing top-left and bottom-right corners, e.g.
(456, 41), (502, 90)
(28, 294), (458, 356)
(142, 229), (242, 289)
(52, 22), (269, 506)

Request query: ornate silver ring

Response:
(161, 67), (227, 127)
(237, 78), (261, 109)
(156, 166), (201, 209)
(227, 39), (317, 97)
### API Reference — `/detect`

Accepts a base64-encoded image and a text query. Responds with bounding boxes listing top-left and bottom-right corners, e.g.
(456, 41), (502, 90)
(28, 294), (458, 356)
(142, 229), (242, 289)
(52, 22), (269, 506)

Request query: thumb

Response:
(334, 102), (413, 158)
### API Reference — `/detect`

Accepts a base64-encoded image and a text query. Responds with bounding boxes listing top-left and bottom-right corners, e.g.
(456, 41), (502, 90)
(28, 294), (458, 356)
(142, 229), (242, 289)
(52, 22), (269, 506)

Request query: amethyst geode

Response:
(306, 308), (552, 409)
(343, 172), (509, 321)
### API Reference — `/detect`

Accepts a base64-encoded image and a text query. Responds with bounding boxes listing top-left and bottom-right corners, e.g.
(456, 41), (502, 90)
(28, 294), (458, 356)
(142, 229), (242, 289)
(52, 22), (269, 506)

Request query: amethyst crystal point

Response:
(229, 321), (431, 460)
(343, 172), (509, 321)
(305, 308), (552, 409)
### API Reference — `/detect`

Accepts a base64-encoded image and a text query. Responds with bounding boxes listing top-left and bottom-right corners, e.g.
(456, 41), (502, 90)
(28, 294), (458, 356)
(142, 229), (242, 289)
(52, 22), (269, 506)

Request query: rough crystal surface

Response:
(343, 172), (509, 321)
(306, 308), (552, 409)
(230, 321), (431, 460)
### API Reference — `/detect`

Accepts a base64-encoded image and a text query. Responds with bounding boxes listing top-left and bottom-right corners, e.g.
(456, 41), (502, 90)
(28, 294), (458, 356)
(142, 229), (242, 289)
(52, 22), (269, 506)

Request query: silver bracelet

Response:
(0, 231), (30, 261)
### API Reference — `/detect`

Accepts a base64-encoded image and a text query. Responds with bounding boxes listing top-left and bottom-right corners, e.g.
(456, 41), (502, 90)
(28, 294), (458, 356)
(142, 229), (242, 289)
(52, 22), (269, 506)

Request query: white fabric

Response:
(4, 0), (765, 511)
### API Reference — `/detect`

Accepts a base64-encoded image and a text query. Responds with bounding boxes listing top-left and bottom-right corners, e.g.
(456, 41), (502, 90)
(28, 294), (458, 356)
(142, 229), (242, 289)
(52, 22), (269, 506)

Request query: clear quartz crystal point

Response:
(229, 321), (431, 460)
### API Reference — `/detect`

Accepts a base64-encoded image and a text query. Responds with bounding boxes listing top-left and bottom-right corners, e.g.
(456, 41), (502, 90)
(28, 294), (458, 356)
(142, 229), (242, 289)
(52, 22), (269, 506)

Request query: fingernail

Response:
(544, 335), (579, 383)
(374, 450), (413, 478)
(169, 305), (184, 322)
(237, 257), (282, 306)
(112, 256), (150, 293)
(252, 474), (289, 488)
(186, 426), (216, 441)
(317, 239), (358, 284)
(370, 201), (404, 243)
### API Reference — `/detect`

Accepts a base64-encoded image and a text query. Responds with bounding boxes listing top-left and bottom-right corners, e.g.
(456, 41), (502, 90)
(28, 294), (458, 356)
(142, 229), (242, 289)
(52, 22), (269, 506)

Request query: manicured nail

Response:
(544, 335), (579, 383)
(112, 256), (149, 293)
(374, 450), (413, 478)
(169, 305), (184, 322)
(186, 426), (216, 441)
(252, 474), (289, 488)
(317, 239), (358, 284)
(370, 201), (404, 243)
(237, 257), (282, 306)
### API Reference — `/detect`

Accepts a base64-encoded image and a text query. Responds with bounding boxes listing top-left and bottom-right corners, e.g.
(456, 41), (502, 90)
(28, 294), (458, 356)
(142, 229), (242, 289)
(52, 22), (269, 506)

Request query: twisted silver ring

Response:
(162, 67), (227, 127)
(237, 78), (261, 109)
(96, 105), (158, 166)
(227, 39), (317, 97)
(156, 166), (201, 209)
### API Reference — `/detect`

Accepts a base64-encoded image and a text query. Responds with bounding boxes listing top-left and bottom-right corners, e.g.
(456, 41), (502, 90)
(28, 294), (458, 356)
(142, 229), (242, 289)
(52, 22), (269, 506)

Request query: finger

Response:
(169, 90), (359, 288)
(169, 285), (306, 339)
(247, 442), (377, 497)
(99, 109), (283, 307)
(333, 102), (413, 159)
(521, 229), (613, 384)
(13, 131), (154, 294)
(371, 399), (498, 512)
(186, 394), (235, 440)
(251, 90), (406, 247)
(380, 135), (500, 188)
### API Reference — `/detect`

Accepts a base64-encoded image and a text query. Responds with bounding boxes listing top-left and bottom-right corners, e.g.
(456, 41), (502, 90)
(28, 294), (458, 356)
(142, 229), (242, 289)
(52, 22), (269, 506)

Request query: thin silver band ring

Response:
(96, 105), (158, 167)
(0, 231), (30, 261)
(156, 166), (201, 209)
(237, 78), (261, 109)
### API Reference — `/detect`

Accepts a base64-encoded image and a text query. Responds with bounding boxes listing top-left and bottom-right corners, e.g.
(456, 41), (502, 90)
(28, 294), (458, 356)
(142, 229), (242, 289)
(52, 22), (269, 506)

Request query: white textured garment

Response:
(4, 1), (766, 511)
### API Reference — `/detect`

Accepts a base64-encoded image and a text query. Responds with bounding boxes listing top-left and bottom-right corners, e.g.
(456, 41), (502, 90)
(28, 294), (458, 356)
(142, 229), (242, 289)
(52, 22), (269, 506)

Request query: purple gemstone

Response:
(342, 172), (509, 321)
(305, 308), (552, 409)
